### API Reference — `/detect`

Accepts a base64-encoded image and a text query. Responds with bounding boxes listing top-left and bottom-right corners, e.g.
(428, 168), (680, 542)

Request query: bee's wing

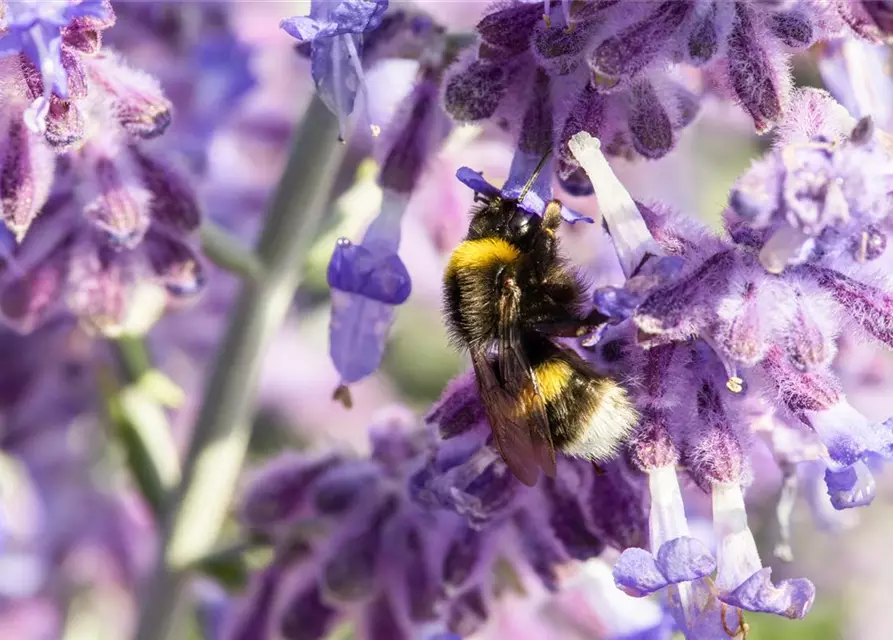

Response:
(470, 350), (542, 486)
(496, 279), (557, 479)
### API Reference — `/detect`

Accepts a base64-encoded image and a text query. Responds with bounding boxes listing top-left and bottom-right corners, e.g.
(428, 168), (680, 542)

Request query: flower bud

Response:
(769, 10), (814, 48)
(81, 154), (152, 249)
(726, 4), (784, 132)
(130, 148), (201, 233)
(443, 58), (511, 122)
(627, 79), (674, 159)
(278, 583), (337, 640)
(87, 53), (172, 139)
(44, 97), (85, 151)
(0, 118), (54, 241)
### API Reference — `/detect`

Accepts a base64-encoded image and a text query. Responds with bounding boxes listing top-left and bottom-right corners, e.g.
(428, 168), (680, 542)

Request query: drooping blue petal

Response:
(280, 16), (324, 41)
(720, 568), (815, 619)
(281, 0), (388, 42)
(327, 239), (411, 305)
(613, 547), (669, 596)
(614, 537), (716, 598)
(455, 167), (501, 200)
(329, 291), (398, 384)
(311, 35), (360, 140)
(655, 537), (716, 584)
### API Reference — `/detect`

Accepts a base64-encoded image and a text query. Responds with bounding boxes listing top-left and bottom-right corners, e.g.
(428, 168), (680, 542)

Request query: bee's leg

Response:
(542, 200), (563, 234)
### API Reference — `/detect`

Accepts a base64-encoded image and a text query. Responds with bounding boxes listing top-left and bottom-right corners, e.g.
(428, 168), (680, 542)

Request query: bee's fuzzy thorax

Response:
(444, 237), (521, 278)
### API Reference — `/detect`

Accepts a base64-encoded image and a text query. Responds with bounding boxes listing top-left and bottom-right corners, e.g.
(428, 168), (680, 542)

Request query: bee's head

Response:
(468, 197), (543, 252)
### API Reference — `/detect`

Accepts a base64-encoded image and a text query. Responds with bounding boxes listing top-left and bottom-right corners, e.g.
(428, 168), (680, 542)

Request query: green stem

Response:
(135, 96), (343, 640)
(200, 219), (265, 282)
(103, 338), (182, 516)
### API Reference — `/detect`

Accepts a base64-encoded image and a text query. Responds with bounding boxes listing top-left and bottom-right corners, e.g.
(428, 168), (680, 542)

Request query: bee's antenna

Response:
(517, 150), (553, 203)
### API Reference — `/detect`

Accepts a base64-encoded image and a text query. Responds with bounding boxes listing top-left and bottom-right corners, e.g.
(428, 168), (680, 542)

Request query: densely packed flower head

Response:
(0, 0), (204, 337)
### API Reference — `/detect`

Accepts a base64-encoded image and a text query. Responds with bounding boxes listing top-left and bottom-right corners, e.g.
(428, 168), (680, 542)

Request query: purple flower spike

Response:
(442, 525), (483, 592)
(588, 1), (693, 89)
(614, 537), (716, 597)
(224, 564), (285, 640)
(281, 1), (388, 139)
(824, 461), (876, 510)
(807, 266), (893, 348)
(132, 148), (201, 233)
(81, 154), (152, 249)
(721, 568), (815, 620)
(143, 231), (206, 299)
(475, 2), (540, 58)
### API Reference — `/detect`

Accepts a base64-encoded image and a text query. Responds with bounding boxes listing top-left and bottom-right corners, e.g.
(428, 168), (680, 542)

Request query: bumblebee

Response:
(443, 163), (638, 486)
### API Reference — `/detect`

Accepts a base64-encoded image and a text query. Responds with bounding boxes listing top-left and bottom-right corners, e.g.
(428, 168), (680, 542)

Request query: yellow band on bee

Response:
(445, 238), (520, 278)
(518, 359), (574, 412)
(533, 359), (574, 402)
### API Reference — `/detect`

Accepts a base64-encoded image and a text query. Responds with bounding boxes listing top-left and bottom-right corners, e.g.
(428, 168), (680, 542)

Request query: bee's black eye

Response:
(508, 209), (540, 248)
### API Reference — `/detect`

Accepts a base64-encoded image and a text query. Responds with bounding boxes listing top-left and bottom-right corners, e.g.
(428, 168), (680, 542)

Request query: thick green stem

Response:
(135, 96), (343, 640)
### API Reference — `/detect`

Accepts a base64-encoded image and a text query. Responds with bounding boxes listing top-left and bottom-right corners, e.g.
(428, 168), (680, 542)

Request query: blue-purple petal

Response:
(655, 537), (716, 584)
(560, 205), (594, 224)
(719, 568), (815, 619)
(613, 547), (669, 596)
(329, 292), (397, 384)
(456, 167), (501, 199)
(594, 286), (643, 321)
(327, 240), (411, 305)
(311, 36), (359, 132)
(281, 17), (323, 41)
(64, 0), (112, 22)
(824, 463), (876, 510)
(282, 1), (388, 42)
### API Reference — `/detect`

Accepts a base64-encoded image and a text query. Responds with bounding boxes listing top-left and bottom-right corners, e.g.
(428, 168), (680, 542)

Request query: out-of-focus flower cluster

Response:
(0, 0), (204, 338)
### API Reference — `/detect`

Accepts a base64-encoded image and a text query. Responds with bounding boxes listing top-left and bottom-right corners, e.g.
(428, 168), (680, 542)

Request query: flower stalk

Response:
(135, 95), (344, 640)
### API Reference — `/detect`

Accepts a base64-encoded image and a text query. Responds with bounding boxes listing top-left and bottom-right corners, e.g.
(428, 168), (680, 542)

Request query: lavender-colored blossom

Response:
(0, 0), (112, 133)
(0, 2), (204, 334)
(439, 0), (863, 195)
(729, 90), (893, 274)
(280, 0), (388, 140)
(327, 62), (451, 397)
